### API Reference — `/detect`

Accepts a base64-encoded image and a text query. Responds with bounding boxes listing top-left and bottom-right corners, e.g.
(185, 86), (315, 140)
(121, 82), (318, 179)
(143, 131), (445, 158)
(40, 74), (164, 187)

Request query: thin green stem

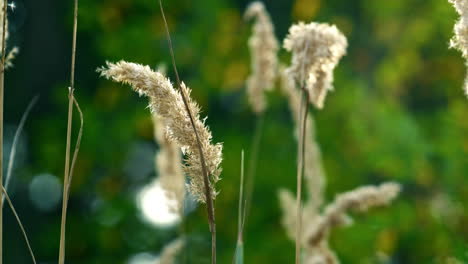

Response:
(243, 113), (264, 229)
(237, 150), (245, 242)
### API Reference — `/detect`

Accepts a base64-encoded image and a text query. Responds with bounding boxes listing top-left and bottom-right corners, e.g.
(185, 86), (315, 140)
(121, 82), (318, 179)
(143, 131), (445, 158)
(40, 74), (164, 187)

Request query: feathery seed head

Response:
(307, 182), (401, 246)
(157, 238), (185, 264)
(245, 1), (279, 114)
(153, 115), (185, 215)
(98, 61), (223, 203)
(449, 0), (468, 96)
(283, 22), (347, 109)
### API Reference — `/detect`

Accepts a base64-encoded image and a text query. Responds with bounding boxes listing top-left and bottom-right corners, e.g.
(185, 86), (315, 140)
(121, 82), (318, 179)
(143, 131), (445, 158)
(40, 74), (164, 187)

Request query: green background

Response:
(2, 0), (468, 263)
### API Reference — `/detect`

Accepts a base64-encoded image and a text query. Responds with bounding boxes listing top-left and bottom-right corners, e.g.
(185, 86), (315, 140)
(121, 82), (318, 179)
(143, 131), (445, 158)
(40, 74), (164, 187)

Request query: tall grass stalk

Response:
(295, 88), (309, 264)
(0, 0), (9, 261)
(58, 0), (80, 263)
(158, 1), (217, 263)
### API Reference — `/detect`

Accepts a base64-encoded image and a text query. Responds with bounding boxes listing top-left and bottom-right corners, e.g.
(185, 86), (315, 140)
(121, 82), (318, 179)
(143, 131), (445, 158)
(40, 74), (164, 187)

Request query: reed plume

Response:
(98, 61), (223, 203)
(449, 0), (468, 96)
(280, 182), (400, 264)
(283, 20), (347, 264)
(280, 42), (400, 262)
(245, 1), (278, 114)
(306, 182), (401, 247)
(153, 115), (185, 215)
(156, 238), (185, 264)
(283, 22), (347, 109)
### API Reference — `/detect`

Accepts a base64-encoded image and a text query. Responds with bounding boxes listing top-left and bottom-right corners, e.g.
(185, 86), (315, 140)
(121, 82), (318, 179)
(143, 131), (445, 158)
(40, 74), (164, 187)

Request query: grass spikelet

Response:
(283, 22), (347, 109)
(98, 61), (223, 203)
(307, 182), (401, 246)
(282, 21), (347, 264)
(448, 0), (468, 96)
(245, 1), (278, 114)
(153, 115), (185, 215)
(157, 238), (185, 264)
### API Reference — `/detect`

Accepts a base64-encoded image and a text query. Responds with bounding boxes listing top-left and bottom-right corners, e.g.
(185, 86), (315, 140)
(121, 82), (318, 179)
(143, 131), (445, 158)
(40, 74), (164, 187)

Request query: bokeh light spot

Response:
(137, 180), (180, 227)
(29, 173), (62, 212)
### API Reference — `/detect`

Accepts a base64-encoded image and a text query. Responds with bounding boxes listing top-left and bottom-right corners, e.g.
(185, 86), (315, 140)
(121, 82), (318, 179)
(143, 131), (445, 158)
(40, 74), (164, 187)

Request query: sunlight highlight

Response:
(137, 180), (180, 227)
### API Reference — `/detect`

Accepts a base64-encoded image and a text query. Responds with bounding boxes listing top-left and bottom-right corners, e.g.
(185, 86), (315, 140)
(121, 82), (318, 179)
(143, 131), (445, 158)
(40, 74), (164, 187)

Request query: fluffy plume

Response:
(306, 182), (401, 246)
(304, 242), (339, 264)
(153, 115), (185, 214)
(280, 66), (326, 210)
(449, 0), (468, 96)
(156, 238), (184, 264)
(283, 22), (347, 109)
(4, 46), (18, 69)
(98, 61), (223, 203)
(245, 1), (279, 114)
(279, 179), (400, 263)
(278, 189), (320, 242)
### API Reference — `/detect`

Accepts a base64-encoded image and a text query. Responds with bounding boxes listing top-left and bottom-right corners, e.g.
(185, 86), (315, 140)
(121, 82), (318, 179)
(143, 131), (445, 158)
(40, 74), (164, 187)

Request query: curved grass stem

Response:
(158, 1), (217, 263)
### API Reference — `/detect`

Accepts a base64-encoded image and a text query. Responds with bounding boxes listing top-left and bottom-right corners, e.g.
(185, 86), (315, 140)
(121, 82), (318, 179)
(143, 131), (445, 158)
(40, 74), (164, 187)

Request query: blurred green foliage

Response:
(2, 0), (468, 263)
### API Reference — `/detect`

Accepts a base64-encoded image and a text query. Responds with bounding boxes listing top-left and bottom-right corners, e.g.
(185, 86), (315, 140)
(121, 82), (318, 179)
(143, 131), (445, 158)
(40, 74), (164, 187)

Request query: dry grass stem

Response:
(294, 87), (308, 264)
(280, 67), (326, 212)
(245, 1), (278, 114)
(66, 97), (83, 191)
(449, 0), (468, 96)
(157, 2), (218, 262)
(2, 187), (36, 264)
(59, 0), (80, 263)
(3, 95), (39, 203)
(282, 22), (347, 263)
(0, 0), (8, 261)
